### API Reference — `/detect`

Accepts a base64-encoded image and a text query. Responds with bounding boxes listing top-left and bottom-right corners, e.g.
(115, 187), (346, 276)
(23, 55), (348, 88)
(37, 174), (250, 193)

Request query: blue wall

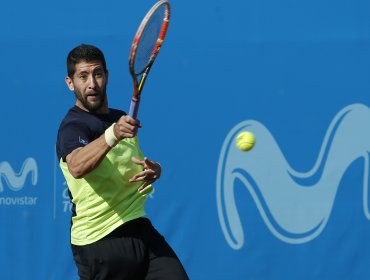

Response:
(1, 0), (370, 279)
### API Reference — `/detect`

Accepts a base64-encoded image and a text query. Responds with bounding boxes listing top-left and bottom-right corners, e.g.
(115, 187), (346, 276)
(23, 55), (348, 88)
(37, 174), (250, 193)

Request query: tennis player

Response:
(56, 44), (188, 280)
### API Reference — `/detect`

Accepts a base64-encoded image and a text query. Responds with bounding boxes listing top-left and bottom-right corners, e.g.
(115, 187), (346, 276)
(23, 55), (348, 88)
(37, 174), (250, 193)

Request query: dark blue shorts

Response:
(71, 218), (189, 280)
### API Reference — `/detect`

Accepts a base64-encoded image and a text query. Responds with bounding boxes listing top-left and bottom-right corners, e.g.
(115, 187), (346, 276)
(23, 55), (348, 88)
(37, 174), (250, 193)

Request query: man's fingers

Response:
(121, 115), (141, 127)
(129, 169), (156, 182)
(131, 156), (144, 165)
(129, 172), (145, 182)
(137, 180), (154, 192)
(113, 115), (142, 139)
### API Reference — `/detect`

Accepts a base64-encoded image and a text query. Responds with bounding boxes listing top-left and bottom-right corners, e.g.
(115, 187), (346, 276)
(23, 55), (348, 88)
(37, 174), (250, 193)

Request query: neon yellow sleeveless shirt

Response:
(60, 137), (152, 246)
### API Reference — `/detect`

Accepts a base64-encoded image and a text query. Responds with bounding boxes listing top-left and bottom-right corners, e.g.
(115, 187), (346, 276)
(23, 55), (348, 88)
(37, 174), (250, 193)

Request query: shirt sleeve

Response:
(56, 120), (91, 162)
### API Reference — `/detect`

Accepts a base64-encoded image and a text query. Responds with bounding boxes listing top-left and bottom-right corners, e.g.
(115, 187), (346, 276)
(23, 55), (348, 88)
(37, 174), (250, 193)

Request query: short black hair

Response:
(66, 44), (107, 78)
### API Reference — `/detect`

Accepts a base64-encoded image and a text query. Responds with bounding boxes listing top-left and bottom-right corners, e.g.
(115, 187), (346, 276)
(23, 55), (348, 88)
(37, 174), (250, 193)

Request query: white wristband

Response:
(104, 123), (119, 147)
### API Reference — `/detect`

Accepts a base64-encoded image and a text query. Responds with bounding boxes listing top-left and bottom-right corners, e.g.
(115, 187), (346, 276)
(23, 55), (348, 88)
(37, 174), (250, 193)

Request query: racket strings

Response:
(133, 5), (168, 74)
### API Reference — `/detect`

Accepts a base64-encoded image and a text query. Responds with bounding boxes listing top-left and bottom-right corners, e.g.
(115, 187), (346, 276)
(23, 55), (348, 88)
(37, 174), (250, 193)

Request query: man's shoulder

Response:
(58, 106), (90, 131)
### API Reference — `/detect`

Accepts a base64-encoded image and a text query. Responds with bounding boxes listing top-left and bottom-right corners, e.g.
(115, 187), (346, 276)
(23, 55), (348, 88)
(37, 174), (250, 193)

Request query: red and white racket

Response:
(128, 0), (171, 119)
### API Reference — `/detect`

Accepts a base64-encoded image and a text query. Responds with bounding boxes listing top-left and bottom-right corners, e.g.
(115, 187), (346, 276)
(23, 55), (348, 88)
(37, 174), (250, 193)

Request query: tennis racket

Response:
(128, 0), (171, 119)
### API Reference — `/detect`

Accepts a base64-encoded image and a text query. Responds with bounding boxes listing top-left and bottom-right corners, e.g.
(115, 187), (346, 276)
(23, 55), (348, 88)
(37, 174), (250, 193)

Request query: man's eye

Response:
(95, 72), (103, 77)
(79, 75), (87, 80)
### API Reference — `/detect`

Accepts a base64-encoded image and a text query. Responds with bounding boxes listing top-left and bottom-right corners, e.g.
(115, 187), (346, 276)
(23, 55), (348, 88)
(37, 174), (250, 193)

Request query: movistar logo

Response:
(0, 157), (38, 192)
(217, 103), (370, 249)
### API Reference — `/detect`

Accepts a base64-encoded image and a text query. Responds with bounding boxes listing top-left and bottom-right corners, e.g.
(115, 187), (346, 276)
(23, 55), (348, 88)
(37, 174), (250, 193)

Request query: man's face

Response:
(66, 61), (108, 113)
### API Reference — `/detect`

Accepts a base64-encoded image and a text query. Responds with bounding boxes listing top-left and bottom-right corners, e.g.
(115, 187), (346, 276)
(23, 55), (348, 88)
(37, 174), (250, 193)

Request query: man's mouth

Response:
(86, 91), (99, 97)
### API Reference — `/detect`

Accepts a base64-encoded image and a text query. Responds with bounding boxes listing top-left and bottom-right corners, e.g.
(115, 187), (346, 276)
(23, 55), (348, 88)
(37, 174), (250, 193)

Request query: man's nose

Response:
(88, 75), (97, 88)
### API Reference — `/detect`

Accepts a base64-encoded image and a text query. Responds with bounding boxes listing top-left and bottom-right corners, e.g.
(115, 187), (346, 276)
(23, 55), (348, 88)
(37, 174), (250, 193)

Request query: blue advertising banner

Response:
(1, 0), (370, 279)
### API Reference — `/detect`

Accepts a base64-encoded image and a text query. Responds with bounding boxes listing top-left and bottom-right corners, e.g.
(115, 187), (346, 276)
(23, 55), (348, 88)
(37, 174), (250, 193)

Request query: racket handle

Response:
(129, 96), (140, 119)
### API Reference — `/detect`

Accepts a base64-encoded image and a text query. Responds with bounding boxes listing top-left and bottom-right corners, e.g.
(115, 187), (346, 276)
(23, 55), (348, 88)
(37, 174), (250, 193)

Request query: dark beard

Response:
(75, 89), (106, 113)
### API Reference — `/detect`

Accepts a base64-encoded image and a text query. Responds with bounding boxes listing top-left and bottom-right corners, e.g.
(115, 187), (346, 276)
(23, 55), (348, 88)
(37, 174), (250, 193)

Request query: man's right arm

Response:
(66, 115), (141, 179)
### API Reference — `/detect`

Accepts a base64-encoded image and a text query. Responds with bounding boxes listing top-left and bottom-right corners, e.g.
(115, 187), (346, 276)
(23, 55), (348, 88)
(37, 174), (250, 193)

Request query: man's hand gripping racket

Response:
(128, 0), (171, 119)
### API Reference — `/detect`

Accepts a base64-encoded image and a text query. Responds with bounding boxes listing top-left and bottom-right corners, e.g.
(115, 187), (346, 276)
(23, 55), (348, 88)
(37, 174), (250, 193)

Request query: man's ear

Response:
(65, 76), (74, 92)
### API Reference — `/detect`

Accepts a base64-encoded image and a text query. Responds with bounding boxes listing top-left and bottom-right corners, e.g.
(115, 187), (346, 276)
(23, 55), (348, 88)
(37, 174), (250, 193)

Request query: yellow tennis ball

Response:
(236, 131), (256, 151)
